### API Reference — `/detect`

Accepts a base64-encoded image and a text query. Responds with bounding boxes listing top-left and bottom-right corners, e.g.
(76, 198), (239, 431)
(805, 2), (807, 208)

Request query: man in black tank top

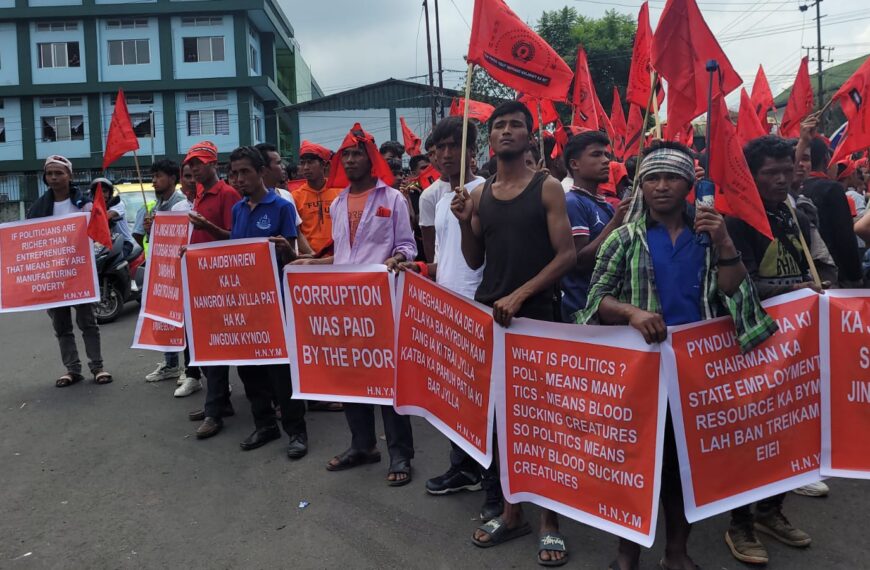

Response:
(452, 101), (576, 566)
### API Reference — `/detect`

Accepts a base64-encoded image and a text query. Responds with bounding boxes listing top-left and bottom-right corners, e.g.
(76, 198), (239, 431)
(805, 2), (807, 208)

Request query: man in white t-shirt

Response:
(27, 155), (112, 387)
(398, 117), (497, 519)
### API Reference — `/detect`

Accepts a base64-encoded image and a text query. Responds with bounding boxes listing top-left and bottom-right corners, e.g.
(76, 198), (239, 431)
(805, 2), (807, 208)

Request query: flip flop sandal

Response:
(94, 371), (113, 385)
(471, 517), (532, 548)
(325, 448), (382, 472)
(387, 459), (412, 487)
(538, 532), (569, 567)
(56, 373), (83, 388)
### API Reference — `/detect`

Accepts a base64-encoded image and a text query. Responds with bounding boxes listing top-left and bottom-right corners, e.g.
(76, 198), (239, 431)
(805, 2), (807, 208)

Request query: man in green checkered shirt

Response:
(575, 140), (776, 570)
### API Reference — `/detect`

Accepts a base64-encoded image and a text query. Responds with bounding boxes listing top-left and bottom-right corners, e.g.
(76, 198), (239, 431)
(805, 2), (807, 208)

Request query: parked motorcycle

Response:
(93, 231), (145, 324)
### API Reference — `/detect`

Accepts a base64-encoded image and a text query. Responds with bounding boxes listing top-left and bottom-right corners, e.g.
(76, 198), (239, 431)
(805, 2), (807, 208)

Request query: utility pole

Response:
(423, 0), (437, 126)
(799, 0), (826, 111)
(434, 0), (445, 118)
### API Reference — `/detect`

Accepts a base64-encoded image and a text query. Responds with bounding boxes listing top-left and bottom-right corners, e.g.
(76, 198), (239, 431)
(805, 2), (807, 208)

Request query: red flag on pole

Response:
(518, 94), (560, 131)
(571, 46), (599, 130)
(626, 2), (664, 109)
(449, 97), (495, 123)
(779, 57), (814, 138)
(708, 93), (773, 240)
(467, 0), (573, 101)
(103, 89), (140, 170)
(88, 182), (113, 249)
(750, 65), (775, 132)
(417, 163), (441, 190)
(624, 104), (645, 157)
(651, 0), (742, 140)
(594, 88), (615, 144)
(737, 88), (768, 146)
(399, 117), (422, 157)
(828, 56), (870, 166)
(610, 87), (627, 160)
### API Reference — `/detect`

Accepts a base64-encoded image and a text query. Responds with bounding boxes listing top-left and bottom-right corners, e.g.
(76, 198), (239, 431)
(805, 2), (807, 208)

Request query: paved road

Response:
(0, 305), (864, 569)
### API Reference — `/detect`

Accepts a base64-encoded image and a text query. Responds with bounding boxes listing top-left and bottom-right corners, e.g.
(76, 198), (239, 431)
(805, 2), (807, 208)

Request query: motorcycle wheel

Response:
(95, 282), (124, 324)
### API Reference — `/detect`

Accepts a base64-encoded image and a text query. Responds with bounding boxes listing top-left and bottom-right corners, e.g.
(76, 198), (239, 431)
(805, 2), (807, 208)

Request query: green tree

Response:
(537, 8), (636, 113)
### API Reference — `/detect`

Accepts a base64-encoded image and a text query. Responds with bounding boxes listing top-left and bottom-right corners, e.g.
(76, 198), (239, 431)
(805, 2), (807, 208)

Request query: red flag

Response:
(88, 182), (113, 249)
(417, 163), (441, 190)
(750, 65), (774, 132)
(626, 2), (664, 109)
(827, 56), (870, 166)
(103, 89), (140, 170)
(708, 93), (773, 240)
(594, 87), (615, 145)
(518, 94), (559, 131)
(325, 123), (395, 189)
(610, 88), (627, 160)
(467, 0), (573, 100)
(780, 57), (814, 138)
(737, 88), (768, 146)
(399, 117), (422, 157)
(624, 104), (645, 157)
(449, 97), (496, 123)
(651, 0), (742, 140)
(570, 46), (599, 130)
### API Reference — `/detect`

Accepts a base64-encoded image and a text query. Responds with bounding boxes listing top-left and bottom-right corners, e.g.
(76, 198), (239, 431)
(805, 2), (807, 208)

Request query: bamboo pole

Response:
(457, 62), (475, 194)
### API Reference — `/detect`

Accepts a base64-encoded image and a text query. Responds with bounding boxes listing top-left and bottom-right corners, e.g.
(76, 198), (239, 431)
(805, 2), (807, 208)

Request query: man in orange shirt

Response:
(292, 141), (342, 256)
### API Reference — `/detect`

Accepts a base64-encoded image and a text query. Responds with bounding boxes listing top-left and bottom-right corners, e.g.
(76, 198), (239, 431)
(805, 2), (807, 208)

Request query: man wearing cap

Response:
(294, 123), (417, 486)
(182, 141), (243, 440)
(28, 155), (113, 387)
(292, 141), (342, 257)
(575, 140), (776, 570)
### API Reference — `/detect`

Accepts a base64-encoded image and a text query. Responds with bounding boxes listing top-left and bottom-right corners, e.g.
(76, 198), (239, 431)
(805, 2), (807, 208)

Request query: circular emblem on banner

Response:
(512, 40), (535, 63)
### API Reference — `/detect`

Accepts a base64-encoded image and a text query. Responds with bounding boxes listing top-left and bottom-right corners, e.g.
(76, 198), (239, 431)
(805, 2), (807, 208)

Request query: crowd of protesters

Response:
(24, 98), (869, 569)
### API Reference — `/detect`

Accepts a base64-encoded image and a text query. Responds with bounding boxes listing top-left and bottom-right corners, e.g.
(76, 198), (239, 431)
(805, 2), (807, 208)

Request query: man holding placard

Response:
(27, 155), (112, 387)
(576, 141), (776, 570)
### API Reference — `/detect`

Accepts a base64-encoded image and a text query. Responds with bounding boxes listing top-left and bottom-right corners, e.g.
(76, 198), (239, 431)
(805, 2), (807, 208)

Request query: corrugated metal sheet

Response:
(281, 79), (460, 112)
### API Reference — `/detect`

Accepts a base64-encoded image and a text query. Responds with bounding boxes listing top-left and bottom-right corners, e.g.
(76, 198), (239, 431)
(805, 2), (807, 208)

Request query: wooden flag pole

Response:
(786, 201), (823, 289)
(458, 61), (474, 194)
(132, 151), (149, 208)
(626, 71), (661, 220)
(537, 101), (546, 166)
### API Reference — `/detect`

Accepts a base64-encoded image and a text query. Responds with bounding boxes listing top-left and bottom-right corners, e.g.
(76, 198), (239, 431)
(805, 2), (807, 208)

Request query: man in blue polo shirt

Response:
(560, 131), (629, 321)
(228, 146), (308, 460)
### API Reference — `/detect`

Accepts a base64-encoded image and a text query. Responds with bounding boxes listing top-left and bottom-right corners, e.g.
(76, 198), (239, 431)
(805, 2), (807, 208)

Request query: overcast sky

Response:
(280, 0), (870, 107)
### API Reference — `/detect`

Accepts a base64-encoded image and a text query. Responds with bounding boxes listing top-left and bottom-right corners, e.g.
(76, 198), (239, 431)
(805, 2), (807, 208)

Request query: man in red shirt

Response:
(182, 141), (243, 439)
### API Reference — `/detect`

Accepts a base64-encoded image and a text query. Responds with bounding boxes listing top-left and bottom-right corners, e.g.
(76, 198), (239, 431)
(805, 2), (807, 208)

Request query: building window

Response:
(185, 91), (228, 103)
(182, 36), (224, 63)
(253, 118), (262, 143)
(0, 118), (5, 144)
(119, 93), (154, 105)
(130, 112), (152, 138)
(36, 21), (78, 32)
(106, 18), (148, 30)
(181, 16), (222, 27)
(42, 115), (85, 142)
(38, 42), (81, 68)
(249, 45), (258, 73)
(41, 97), (82, 108)
(108, 39), (150, 66)
(187, 110), (229, 136)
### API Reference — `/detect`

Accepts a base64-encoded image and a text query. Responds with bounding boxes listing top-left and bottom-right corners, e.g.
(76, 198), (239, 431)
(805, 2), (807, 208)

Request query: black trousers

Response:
(237, 363), (306, 436)
(202, 365), (231, 419)
(183, 345), (201, 380)
(344, 404), (413, 462)
(731, 494), (786, 527)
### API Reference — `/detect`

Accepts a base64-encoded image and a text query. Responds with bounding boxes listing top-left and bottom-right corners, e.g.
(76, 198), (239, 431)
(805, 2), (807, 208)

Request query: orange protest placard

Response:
(822, 291), (870, 478)
(132, 311), (185, 352)
(0, 213), (99, 312)
(284, 265), (395, 405)
(182, 238), (288, 365)
(495, 319), (665, 547)
(141, 211), (190, 326)
(394, 271), (495, 466)
(664, 290), (822, 521)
